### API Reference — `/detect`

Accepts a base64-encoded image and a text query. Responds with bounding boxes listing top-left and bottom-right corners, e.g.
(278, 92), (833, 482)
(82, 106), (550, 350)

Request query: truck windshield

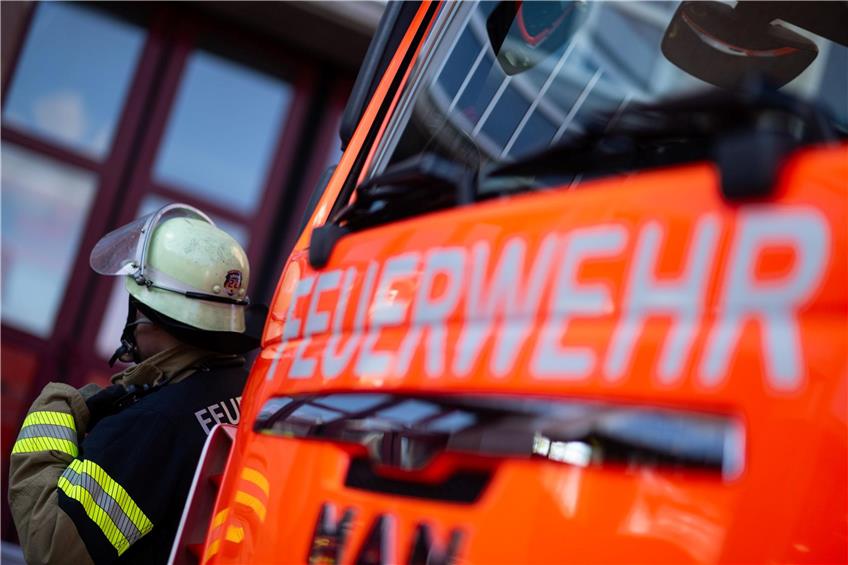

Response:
(368, 1), (847, 177)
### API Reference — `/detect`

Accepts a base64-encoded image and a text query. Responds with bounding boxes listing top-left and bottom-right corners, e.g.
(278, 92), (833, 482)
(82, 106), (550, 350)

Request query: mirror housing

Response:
(487, 1), (586, 76)
(661, 1), (818, 90)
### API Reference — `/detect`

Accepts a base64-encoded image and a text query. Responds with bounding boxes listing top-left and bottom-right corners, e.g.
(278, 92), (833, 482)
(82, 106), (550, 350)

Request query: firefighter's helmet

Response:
(91, 203), (259, 364)
(91, 203), (250, 332)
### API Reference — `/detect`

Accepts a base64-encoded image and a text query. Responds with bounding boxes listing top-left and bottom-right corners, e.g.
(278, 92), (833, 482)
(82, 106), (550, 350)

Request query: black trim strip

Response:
(256, 392), (744, 479)
(345, 458), (490, 504)
(328, 2), (441, 225)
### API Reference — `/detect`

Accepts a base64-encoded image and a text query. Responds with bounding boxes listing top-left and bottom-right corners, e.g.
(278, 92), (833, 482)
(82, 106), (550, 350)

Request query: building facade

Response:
(0, 0), (382, 543)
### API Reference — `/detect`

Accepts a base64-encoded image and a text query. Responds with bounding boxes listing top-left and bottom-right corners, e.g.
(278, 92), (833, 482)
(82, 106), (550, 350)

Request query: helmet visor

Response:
(90, 204), (214, 276)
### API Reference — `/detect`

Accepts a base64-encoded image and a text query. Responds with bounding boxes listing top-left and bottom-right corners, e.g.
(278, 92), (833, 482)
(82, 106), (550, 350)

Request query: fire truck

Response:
(170, 1), (847, 563)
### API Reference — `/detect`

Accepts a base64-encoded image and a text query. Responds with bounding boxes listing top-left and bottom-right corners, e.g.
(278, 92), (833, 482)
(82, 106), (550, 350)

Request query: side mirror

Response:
(661, 1), (818, 90)
(486, 1), (586, 76)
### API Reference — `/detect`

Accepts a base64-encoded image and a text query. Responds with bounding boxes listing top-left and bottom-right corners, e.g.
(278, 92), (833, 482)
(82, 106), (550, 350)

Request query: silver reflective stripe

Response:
(60, 466), (145, 546)
(17, 423), (76, 443)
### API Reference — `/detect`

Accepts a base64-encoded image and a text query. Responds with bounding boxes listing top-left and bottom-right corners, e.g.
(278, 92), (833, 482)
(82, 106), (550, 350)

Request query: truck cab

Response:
(172, 2), (847, 563)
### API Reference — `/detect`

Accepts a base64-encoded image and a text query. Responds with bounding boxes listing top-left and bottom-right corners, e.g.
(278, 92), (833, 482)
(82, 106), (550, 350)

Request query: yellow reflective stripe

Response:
(225, 526), (244, 543)
(234, 490), (266, 522)
(68, 459), (153, 535)
(241, 468), (270, 497)
(203, 539), (222, 564)
(23, 410), (76, 430)
(58, 475), (130, 555)
(12, 437), (77, 457)
(13, 411), (78, 456)
(212, 508), (229, 528)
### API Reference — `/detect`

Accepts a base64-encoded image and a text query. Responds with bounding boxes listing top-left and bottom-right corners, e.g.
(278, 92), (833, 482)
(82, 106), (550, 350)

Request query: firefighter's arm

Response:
(8, 382), (95, 565)
(56, 406), (173, 564)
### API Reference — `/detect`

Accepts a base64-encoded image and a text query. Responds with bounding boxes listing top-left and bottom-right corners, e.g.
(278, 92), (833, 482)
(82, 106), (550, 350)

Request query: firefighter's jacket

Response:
(8, 344), (248, 565)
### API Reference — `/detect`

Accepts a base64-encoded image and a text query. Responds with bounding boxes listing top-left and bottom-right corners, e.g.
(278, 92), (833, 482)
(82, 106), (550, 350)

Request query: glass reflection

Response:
(3, 3), (145, 159)
(1, 143), (97, 336)
(257, 392), (743, 476)
(153, 50), (292, 215)
(375, 1), (847, 175)
(621, 470), (725, 562)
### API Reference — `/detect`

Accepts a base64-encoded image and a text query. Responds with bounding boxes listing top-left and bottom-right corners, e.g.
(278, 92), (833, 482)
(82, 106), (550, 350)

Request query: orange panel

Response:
(192, 1), (848, 560)
(204, 143), (848, 564)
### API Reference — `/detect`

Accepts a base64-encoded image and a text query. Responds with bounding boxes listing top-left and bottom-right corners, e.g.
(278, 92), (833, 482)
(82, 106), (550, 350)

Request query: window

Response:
(153, 50), (293, 215)
(0, 0), (322, 375)
(368, 1), (848, 178)
(2, 2), (145, 159)
(1, 144), (97, 337)
(1, 3), (149, 339)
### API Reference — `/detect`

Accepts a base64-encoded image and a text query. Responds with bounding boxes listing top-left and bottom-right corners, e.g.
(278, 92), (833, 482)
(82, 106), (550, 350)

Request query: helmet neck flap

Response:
(109, 295), (143, 367)
(109, 295), (266, 366)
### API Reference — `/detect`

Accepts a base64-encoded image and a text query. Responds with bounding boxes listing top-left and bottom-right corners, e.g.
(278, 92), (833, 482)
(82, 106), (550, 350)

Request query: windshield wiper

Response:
(483, 81), (840, 200)
(309, 153), (476, 268)
(337, 153), (476, 229)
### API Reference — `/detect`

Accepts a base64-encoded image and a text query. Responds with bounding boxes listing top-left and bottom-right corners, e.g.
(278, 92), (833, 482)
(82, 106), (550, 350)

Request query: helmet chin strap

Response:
(109, 296), (143, 367)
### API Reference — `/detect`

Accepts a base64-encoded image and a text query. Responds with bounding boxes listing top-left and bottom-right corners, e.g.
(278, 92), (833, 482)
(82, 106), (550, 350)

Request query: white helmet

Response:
(91, 203), (250, 332)
(91, 204), (260, 364)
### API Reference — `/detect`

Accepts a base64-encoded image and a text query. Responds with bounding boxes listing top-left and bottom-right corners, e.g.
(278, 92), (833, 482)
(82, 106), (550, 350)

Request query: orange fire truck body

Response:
(172, 2), (848, 563)
(206, 134), (847, 565)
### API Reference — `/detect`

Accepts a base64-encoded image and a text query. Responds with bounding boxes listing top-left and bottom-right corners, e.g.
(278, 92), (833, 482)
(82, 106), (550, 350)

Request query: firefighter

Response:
(8, 203), (264, 564)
